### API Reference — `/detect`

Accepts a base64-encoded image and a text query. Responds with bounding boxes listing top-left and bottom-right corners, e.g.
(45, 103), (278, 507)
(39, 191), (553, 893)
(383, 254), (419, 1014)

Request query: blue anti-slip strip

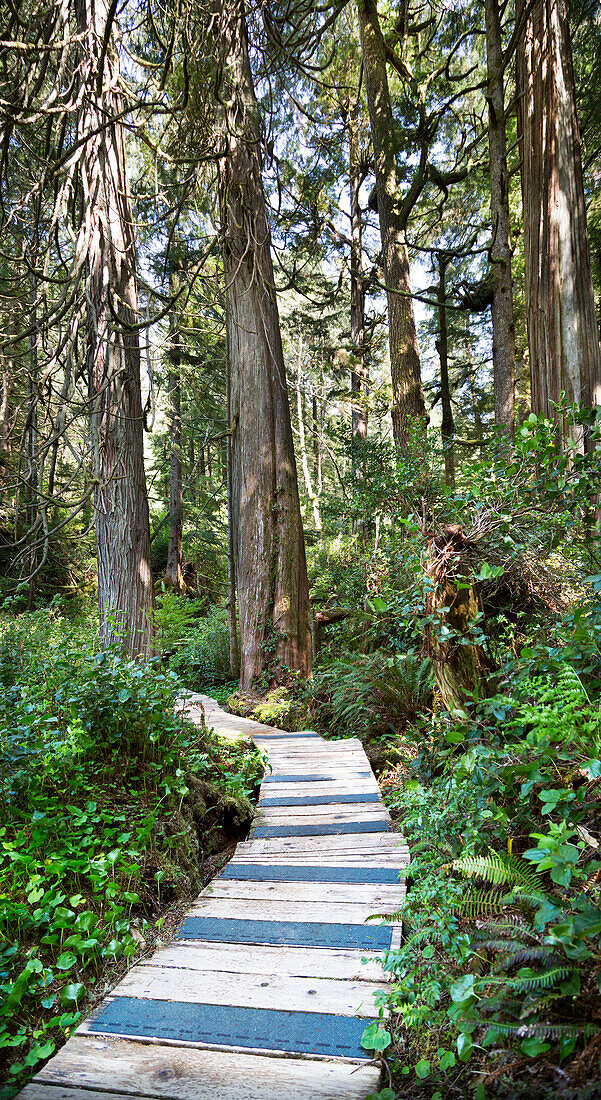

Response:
(260, 793), (382, 806)
(88, 998), (371, 1060)
(219, 864), (401, 884)
(175, 917), (393, 951)
(253, 821), (388, 838)
(253, 732), (322, 740)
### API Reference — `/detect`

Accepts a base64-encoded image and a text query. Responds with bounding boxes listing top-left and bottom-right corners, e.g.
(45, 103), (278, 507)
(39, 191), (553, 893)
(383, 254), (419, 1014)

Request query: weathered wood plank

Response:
(188, 898), (397, 925)
(144, 941), (388, 981)
(204, 881), (403, 905)
(255, 783), (381, 797)
(256, 804), (389, 820)
(110, 965), (383, 1018)
(33, 1036), (381, 1099)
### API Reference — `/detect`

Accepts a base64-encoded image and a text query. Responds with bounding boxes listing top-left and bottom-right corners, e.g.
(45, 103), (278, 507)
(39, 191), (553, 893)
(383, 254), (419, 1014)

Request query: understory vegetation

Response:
(0, 612), (263, 1097)
(136, 413), (601, 1098)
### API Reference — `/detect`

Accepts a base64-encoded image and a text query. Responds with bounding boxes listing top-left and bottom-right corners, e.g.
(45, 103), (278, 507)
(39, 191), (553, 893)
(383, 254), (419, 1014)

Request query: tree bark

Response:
(437, 255), (455, 490)
(349, 94), (368, 454)
(165, 314), (184, 593)
(485, 0), (516, 434)
(76, 0), (154, 657)
(226, 324), (240, 681)
(216, 2), (312, 690)
(516, 0), (601, 448)
(296, 331), (322, 533)
(357, 0), (426, 447)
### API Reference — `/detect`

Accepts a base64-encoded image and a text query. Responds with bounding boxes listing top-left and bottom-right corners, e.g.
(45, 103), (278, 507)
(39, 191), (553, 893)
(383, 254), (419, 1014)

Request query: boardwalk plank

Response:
(110, 964), (384, 1017)
(204, 881), (402, 904)
(188, 898), (397, 924)
(144, 941), (388, 980)
(32, 1036), (380, 1099)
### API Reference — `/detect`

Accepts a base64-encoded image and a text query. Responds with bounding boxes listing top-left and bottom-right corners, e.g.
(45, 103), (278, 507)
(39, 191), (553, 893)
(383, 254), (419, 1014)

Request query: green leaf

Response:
(456, 1033), (474, 1062)
(55, 953), (77, 971)
(59, 983), (85, 1007)
(450, 974), (476, 1005)
(415, 1059), (430, 1079)
(521, 1038), (550, 1057)
(360, 1021), (392, 1052)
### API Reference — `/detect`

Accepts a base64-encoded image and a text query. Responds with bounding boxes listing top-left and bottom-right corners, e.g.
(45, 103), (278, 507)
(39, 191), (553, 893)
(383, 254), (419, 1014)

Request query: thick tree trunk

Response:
(165, 317), (184, 593)
(76, 0), (154, 657)
(296, 333), (322, 533)
(516, 0), (601, 448)
(226, 329), (240, 681)
(437, 256), (455, 490)
(357, 0), (426, 448)
(485, 0), (516, 434)
(349, 96), (368, 454)
(216, 3), (312, 690)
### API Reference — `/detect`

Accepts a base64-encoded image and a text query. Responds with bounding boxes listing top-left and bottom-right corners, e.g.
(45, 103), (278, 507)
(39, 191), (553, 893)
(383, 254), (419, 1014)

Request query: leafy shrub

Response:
(0, 610), (261, 1094)
(153, 591), (204, 654)
(378, 643), (601, 1095)
(168, 605), (233, 687)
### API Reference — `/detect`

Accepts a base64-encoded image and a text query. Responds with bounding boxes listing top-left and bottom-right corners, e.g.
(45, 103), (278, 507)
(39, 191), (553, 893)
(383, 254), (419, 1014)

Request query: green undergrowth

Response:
(0, 609), (263, 1097)
(370, 603), (601, 1098)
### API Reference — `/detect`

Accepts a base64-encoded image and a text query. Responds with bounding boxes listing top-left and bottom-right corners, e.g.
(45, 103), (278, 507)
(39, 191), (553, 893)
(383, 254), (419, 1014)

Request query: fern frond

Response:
(454, 888), (506, 919)
(477, 1020), (597, 1040)
(500, 946), (556, 968)
(470, 937), (529, 955)
(509, 966), (572, 992)
(451, 849), (541, 891)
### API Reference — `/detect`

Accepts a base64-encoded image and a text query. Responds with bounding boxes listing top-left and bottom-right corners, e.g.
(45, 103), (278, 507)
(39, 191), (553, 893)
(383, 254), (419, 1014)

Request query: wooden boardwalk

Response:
(18, 693), (408, 1100)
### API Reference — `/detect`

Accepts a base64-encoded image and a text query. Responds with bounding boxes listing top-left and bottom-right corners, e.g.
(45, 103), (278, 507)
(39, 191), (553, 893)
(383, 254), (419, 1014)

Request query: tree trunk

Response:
(516, 0), (601, 448)
(0, 356), (12, 481)
(165, 312), (184, 593)
(76, 0), (154, 657)
(485, 0), (516, 435)
(357, 0), (426, 447)
(437, 255), (455, 490)
(296, 332), (322, 533)
(26, 273), (39, 607)
(215, 2), (312, 690)
(226, 326), (240, 680)
(349, 95), (368, 456)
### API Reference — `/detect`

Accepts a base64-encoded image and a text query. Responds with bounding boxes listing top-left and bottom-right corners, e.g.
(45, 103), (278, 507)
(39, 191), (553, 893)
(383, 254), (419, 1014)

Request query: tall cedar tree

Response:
(357, 0), (426, 447)
(215, 2), (312, 689)
(485, 0), (516, 434)
(75, 0), (155, 656)
(517, 0), (601, 446)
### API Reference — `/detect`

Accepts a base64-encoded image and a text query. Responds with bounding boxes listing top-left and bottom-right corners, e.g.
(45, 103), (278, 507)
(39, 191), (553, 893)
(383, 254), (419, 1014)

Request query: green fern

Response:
(451, 849), (542, 891)
(509, 966), (572, 992)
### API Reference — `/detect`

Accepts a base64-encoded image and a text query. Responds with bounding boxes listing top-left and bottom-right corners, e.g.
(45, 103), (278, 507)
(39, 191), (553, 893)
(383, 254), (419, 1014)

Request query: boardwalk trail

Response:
(17, 693), (409, 1100)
